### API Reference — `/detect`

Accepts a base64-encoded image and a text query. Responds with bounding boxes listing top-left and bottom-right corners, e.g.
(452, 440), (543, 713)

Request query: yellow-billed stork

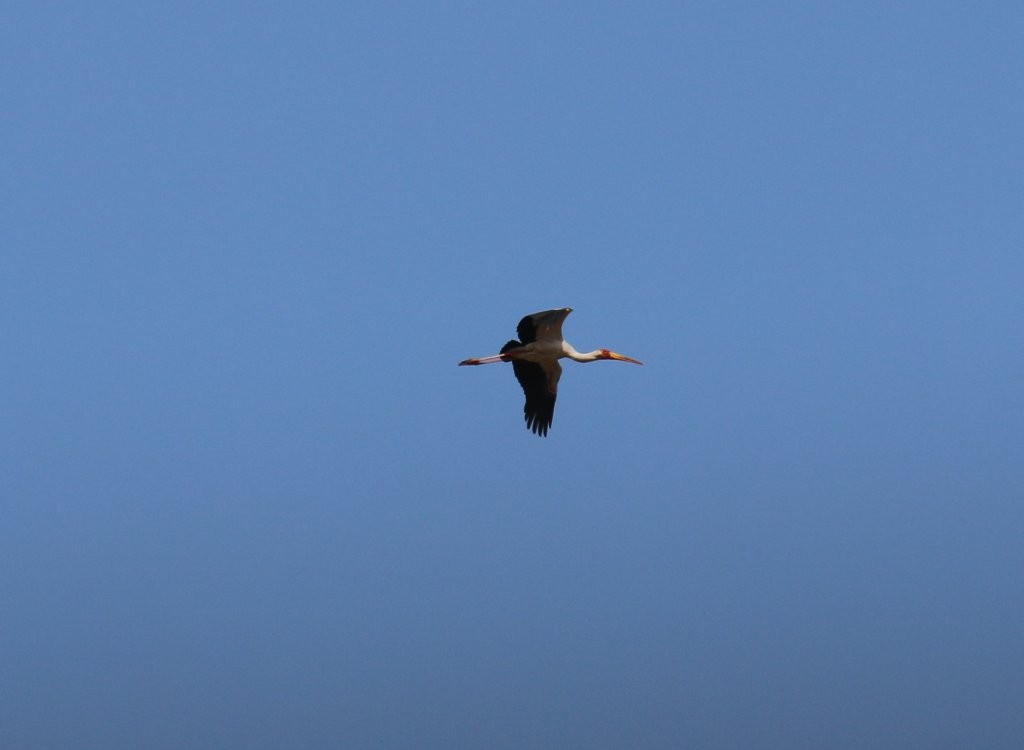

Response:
(458, 308), (643, 436)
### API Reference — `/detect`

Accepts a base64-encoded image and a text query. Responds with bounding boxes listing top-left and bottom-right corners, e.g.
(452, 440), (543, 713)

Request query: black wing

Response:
(516, 315), (538, 345)
(516, 308), (571, 345)
(501, 339), (558, 436)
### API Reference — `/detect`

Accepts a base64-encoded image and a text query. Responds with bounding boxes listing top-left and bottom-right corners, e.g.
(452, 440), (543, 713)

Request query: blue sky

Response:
(3, 3), (1023, 748)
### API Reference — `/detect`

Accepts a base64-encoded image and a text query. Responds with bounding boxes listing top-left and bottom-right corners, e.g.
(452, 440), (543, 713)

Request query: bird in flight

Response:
(459, 308), (643, 436)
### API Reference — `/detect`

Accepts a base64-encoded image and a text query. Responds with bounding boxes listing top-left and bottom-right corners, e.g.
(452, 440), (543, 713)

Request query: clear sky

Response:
(3, 3), (1023, 748)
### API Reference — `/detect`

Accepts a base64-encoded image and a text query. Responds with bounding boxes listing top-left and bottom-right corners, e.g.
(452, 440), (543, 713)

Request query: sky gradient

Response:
(3, 3), (1023, 748)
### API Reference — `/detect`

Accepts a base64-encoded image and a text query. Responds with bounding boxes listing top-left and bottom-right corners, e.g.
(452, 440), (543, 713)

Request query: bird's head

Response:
(599, 349), (643, 365)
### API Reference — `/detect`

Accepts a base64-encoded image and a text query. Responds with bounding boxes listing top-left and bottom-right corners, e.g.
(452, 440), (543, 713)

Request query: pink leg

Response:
(458, 353), (511, 366)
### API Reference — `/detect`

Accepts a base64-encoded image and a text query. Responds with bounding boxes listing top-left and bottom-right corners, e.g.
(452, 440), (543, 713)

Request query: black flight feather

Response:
(516, 315), (538, 345)
(501, 339), (555, 436)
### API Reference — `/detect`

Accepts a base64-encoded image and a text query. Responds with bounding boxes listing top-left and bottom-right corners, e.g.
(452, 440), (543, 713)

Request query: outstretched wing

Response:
(503, 351), (561, 437)
(517, 308), (572, 345)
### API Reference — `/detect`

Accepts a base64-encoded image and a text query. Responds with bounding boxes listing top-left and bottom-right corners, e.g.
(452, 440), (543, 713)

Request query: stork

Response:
(458, 308), (643, 436)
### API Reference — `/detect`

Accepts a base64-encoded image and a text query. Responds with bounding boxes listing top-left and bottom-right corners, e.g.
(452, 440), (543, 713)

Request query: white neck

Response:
(562, 342), (603, 362)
